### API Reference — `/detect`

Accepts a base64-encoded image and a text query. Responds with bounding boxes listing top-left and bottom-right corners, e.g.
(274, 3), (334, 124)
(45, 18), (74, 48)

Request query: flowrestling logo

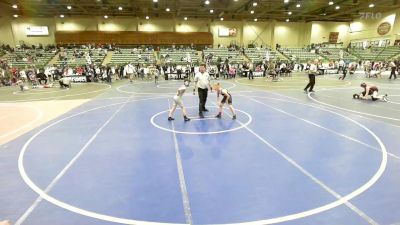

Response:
(359, 12), (382, 20)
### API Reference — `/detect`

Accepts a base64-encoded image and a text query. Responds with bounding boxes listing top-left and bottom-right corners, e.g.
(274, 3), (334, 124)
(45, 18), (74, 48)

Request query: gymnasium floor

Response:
(1, 73), (400, 225)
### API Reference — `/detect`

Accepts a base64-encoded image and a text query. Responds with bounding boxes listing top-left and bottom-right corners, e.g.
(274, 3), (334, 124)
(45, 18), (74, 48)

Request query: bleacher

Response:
(348, 46), (400, 61)
(159, 49), (199, 65)
(6, 49), (56, 68)
(110, 49), (155, 65)
(318, 48), (357, 61)
(0, 49), (6, 58)
(203, 48), (244, 64)
(245, 48), (278, 63)
(56, 49), (106, 66)
(278, 48), (320, 62)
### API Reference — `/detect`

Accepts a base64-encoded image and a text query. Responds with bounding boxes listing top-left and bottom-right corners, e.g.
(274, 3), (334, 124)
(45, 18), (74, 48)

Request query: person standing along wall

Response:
(389, 61), (397, 80)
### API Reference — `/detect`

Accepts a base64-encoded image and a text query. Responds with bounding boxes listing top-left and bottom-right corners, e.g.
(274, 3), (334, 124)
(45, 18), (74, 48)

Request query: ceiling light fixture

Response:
(184, 17), (188, 20)
(210, 9), (214, 13)
(153, 0), (158, 2)
(250, 10), (254, 14)
(286, 18), (290, 22)
(205, 0), (210, 4)
(284, 0), (289, 3)
(118, 6), (123, 10)
(104, 15), (108, 19)
(288, 11), (292, 15)
(335, 5), (340, 9)
(12, 4), (17, 9)
(60, 14), (65, 18)
(329, 1), (334, 5)
(220, 17), (224, 21)
(67, 5), (72, 9)
(253, 2), (257, 6)
(254, 18), (258, 21)
(296, 3), (301, 7)
(146, 16), (150, 19)
(13, 14), (18, 18)
(166, 8), (170, 11)
(369, 3), (375, 8)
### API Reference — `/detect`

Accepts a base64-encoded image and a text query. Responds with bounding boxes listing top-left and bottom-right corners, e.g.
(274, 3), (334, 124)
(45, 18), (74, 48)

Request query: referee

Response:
(304, 59), (318, 93)
(193, 64), (212, 118)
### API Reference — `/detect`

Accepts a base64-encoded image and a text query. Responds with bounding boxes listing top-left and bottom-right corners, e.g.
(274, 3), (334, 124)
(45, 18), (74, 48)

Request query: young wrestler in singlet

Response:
(353, 83), (388, 102)
(168, 79), (191, 121)
(213, 83), (237, 120)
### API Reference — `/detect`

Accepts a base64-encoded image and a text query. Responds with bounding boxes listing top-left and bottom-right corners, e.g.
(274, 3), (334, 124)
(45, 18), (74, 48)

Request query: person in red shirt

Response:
(76, 66), (84, 75)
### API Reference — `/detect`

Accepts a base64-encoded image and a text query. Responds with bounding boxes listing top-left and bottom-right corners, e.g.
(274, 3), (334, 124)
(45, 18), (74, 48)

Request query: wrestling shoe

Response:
(383, 94), (388, 102)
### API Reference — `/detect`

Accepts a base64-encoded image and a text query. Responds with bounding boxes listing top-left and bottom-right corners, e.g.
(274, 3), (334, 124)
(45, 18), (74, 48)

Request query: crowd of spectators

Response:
(1, 41), (399, 88)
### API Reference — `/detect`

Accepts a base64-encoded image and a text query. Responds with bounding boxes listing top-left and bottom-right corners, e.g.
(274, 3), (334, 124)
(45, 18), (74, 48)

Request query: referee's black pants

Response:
(304, 74), (315, 91)
(198, 87), (208, 113)
(389, 67), (397, 79)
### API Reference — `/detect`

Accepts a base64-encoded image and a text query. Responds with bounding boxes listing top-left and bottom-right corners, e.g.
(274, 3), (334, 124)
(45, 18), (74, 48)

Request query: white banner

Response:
(25, 26), (49, 36)
(66, 75), (87, 82)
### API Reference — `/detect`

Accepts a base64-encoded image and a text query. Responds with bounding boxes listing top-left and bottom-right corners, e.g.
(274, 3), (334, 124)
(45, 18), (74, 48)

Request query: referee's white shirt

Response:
(309, 64), (318, 74)
(194, 72), (210, 89)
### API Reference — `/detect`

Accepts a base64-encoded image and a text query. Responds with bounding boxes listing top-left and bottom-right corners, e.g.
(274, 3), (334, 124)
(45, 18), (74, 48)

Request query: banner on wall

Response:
(218, 28), (237, 37)
(329, 32), (339, 43)
(25, 26), (49, 36)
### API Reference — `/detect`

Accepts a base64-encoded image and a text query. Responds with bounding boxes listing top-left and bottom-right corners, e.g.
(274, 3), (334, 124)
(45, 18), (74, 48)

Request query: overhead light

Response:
(153, 0), (158, 2)
(252, 2), (257, 6)
(104, 15), (108, 19)
(234, 0), (238, 1)
(118, 6), (123, 10)
(286, 18), (290, 22)
(288, 11), (292, 15)
(220, 17), (224, 21)
(328, 1), (334, 5)
(210, 9), (214, 13)
(205, 0), (210, 4)
(250, 10), (254, 14)
(13, 14), (18, 18)
(296, 3), (301, 7)
(67, 5), (72, 9)
(12, 4), (17, 9)
(166, 8), (170, 11)
(284, 0), (289, 3)
(254, 18), (258, 21)
(369, 3), (375, 8)
(146, 16), (150, 19)
(60, 14), (65, 18)
(335, 5), (340, 9)
(184, 17), (188, 20)
(321, 13), (327, 16)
